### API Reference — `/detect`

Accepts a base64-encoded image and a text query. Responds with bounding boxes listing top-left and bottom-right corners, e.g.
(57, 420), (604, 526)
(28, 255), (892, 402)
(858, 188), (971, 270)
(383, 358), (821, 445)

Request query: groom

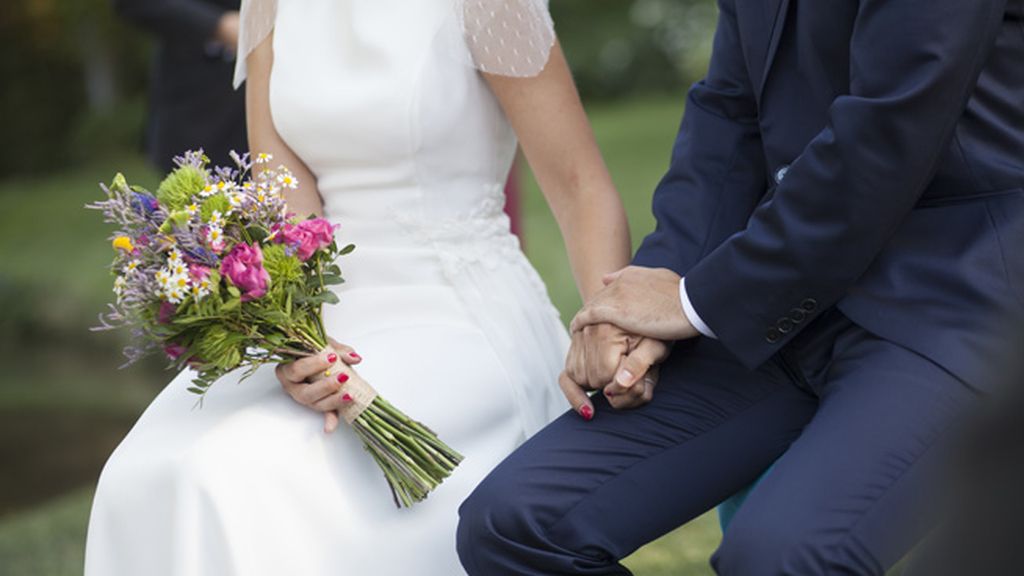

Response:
(457, 0), (1024, 574)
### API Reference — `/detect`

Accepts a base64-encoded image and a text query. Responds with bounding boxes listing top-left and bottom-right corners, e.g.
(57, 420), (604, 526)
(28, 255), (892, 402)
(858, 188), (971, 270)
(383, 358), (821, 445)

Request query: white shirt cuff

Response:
(680, 277), (717, 339)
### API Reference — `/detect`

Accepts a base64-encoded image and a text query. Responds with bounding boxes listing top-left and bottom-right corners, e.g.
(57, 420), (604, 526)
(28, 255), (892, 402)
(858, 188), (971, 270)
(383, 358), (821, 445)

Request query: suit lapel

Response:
(756, 0), (791, 100)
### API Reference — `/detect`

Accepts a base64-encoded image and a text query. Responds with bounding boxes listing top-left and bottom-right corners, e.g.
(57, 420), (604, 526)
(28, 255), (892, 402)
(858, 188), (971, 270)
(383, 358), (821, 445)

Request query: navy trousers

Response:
(457, 311), (979, 575)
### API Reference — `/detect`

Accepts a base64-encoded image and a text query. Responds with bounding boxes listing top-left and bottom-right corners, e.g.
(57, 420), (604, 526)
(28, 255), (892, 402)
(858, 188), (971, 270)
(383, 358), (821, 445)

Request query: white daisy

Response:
(208, 224), (224, 245)
(228, 192), (244, 210)
(200, 183), (217, 198)
(155, 269), (171, 289)
(277, 171), (299, 190)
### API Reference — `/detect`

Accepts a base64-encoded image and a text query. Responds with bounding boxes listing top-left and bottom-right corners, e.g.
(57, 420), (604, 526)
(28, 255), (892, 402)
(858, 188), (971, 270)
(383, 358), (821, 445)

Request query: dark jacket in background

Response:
(114, 0), (247, 172)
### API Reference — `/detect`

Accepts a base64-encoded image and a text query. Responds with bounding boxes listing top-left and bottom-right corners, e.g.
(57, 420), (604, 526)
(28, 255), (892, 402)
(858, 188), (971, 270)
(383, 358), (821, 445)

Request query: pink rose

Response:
(276, 223), (315, 260)
(158, 301), (176, 324)
(274, 218), (335, 261)
(299, 218), (336, 248)
(220, 242), (270, 301)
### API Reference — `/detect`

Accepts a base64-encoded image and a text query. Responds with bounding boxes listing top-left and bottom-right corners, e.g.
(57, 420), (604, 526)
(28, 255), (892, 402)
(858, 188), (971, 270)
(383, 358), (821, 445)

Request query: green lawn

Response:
(0, 94), (728, 575)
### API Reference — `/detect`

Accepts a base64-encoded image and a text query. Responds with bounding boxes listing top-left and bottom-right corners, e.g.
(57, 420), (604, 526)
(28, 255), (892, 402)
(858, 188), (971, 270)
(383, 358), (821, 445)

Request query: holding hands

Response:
(564, 266), (701, 419)
(572, 266), (699, 341)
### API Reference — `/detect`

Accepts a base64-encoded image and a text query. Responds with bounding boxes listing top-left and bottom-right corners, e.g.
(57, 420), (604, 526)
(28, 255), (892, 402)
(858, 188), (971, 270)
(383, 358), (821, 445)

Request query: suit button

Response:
(765, 328), (781, 344)
(800, 298), (818, 312)
(789, 308), (807, 323)
(777, 318), (794, 334)
(774, 165), (790, 184)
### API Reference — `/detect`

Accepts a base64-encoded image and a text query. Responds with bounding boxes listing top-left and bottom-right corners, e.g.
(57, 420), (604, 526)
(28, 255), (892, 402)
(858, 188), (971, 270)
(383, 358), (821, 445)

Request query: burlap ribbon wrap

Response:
(340, 375), (377, 425)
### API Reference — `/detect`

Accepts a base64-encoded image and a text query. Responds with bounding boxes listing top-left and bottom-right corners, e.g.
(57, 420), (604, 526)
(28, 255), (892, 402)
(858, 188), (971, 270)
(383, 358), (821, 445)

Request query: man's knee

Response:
(713, 516), (882, 576)
(457, 470), (538, 573)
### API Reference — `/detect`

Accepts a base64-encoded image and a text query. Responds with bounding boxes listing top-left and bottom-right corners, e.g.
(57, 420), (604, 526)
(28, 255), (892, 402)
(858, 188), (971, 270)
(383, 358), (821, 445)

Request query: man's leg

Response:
(712, 324), (980, 575)
(457, 338), (818, 575)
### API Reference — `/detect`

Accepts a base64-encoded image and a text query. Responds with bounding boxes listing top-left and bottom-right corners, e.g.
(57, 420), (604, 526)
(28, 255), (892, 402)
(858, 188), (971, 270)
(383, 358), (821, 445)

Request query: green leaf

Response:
(321, 274), (344, 285)
(171, 316), (214, 326)
(227, 286), (241, 298)
(246, 225), (269, 243)
(339, 244), (356, 255)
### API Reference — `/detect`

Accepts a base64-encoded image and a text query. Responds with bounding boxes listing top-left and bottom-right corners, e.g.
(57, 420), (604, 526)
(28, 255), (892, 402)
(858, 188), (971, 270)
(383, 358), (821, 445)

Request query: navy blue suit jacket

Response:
(634, 0), (1024, 388)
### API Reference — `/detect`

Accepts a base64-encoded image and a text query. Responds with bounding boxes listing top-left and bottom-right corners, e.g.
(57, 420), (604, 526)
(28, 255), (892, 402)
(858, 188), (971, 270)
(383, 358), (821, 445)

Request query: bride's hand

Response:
(275, 337), (364, 433)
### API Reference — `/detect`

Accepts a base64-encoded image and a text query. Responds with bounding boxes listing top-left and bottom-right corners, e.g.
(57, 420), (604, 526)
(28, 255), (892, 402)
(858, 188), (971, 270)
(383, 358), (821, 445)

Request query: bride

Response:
(84, 0), (631, 574)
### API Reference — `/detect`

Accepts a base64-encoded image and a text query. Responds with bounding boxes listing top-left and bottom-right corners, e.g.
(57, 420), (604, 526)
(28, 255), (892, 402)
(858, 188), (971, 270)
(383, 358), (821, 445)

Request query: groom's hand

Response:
(571, 266), (700, 341)
(603, 338), (670, 410)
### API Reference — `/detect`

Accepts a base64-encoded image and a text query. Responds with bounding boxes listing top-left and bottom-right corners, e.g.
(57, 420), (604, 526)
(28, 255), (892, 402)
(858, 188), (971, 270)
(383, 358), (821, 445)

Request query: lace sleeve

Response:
(455, 0), (556, 77)
(233, 0), (278, 89)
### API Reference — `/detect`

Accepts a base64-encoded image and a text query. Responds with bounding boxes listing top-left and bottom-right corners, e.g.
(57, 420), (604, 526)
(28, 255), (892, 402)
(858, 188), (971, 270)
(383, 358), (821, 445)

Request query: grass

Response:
(0, 154), (158, 308)
(521, 94), (686, 319)
(0, 94), (726, 574)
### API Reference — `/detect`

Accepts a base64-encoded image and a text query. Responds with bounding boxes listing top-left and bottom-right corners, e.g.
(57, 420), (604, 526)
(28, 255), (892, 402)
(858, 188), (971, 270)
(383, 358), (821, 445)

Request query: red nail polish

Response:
(326, 353), (338, 364)
(580, 405), (593, 421)
(336, 373), (349, 384)
(342, 393), (353, 403)
(349, 352), (361, 360)
(606, 390), (616, 397)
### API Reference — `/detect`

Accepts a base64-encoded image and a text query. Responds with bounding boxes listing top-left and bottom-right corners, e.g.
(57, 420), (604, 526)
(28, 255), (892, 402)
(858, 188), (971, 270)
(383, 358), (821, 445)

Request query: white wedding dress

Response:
(84, 1), (569, 574)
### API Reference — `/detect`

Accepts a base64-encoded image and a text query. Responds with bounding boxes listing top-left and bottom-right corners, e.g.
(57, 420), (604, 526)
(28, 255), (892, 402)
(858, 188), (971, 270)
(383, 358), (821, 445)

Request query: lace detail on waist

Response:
(391, 184), (521, 274)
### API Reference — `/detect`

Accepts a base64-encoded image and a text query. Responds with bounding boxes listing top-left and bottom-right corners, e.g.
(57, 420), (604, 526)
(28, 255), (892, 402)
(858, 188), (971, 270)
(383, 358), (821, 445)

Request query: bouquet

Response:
(88, 150), (463, 507)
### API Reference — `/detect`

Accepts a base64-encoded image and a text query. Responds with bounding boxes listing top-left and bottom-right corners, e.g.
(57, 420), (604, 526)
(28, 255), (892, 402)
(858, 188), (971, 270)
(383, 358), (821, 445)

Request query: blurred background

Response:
(0, 1), (728, 573)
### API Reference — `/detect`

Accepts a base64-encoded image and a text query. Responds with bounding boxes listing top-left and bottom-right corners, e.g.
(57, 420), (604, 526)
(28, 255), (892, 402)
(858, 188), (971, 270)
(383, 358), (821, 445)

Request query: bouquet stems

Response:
(353, 397), (464, 508)
(296, 336), (463, 508)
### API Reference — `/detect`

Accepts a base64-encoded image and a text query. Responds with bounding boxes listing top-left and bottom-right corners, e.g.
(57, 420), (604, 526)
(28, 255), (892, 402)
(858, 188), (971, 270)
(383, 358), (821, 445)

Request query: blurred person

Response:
(113, 0), (247, 172)
(458, 0), (1024, 575)
(901, 322), (1024, 575)
(84, 1), (631, 575)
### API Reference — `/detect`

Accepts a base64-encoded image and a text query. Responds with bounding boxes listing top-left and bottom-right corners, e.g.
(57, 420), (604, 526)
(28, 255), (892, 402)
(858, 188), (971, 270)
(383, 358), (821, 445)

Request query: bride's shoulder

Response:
(455, 0), (556, 78)
(234, 0), (278, 88)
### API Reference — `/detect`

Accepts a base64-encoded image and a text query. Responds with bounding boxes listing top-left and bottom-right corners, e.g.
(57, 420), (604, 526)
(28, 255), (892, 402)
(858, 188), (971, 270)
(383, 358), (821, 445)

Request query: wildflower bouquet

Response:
(89, 150), (463, 508)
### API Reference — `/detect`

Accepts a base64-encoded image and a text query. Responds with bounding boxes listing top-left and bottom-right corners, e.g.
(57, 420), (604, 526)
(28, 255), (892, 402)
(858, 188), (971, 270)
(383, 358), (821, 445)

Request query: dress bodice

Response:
(269, 0), (519, 257)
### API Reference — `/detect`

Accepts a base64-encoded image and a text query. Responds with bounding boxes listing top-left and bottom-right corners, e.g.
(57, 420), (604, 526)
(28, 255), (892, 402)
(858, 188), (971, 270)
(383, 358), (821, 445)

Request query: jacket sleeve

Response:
(633, 0), (768, 279)
(112, 0), (228, 42)
(684, 0), (1007, 369)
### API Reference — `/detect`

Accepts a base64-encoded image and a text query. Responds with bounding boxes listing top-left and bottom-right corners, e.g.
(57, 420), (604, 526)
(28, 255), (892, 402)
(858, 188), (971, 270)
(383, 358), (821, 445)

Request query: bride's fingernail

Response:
(327, 353), (338, 364)
(615, 370), (634, 386)
(580, 405), (594, 421)
(337, 373), (349, 384)
(349, 352), (361, 360)
(342, 393), (354, 403)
